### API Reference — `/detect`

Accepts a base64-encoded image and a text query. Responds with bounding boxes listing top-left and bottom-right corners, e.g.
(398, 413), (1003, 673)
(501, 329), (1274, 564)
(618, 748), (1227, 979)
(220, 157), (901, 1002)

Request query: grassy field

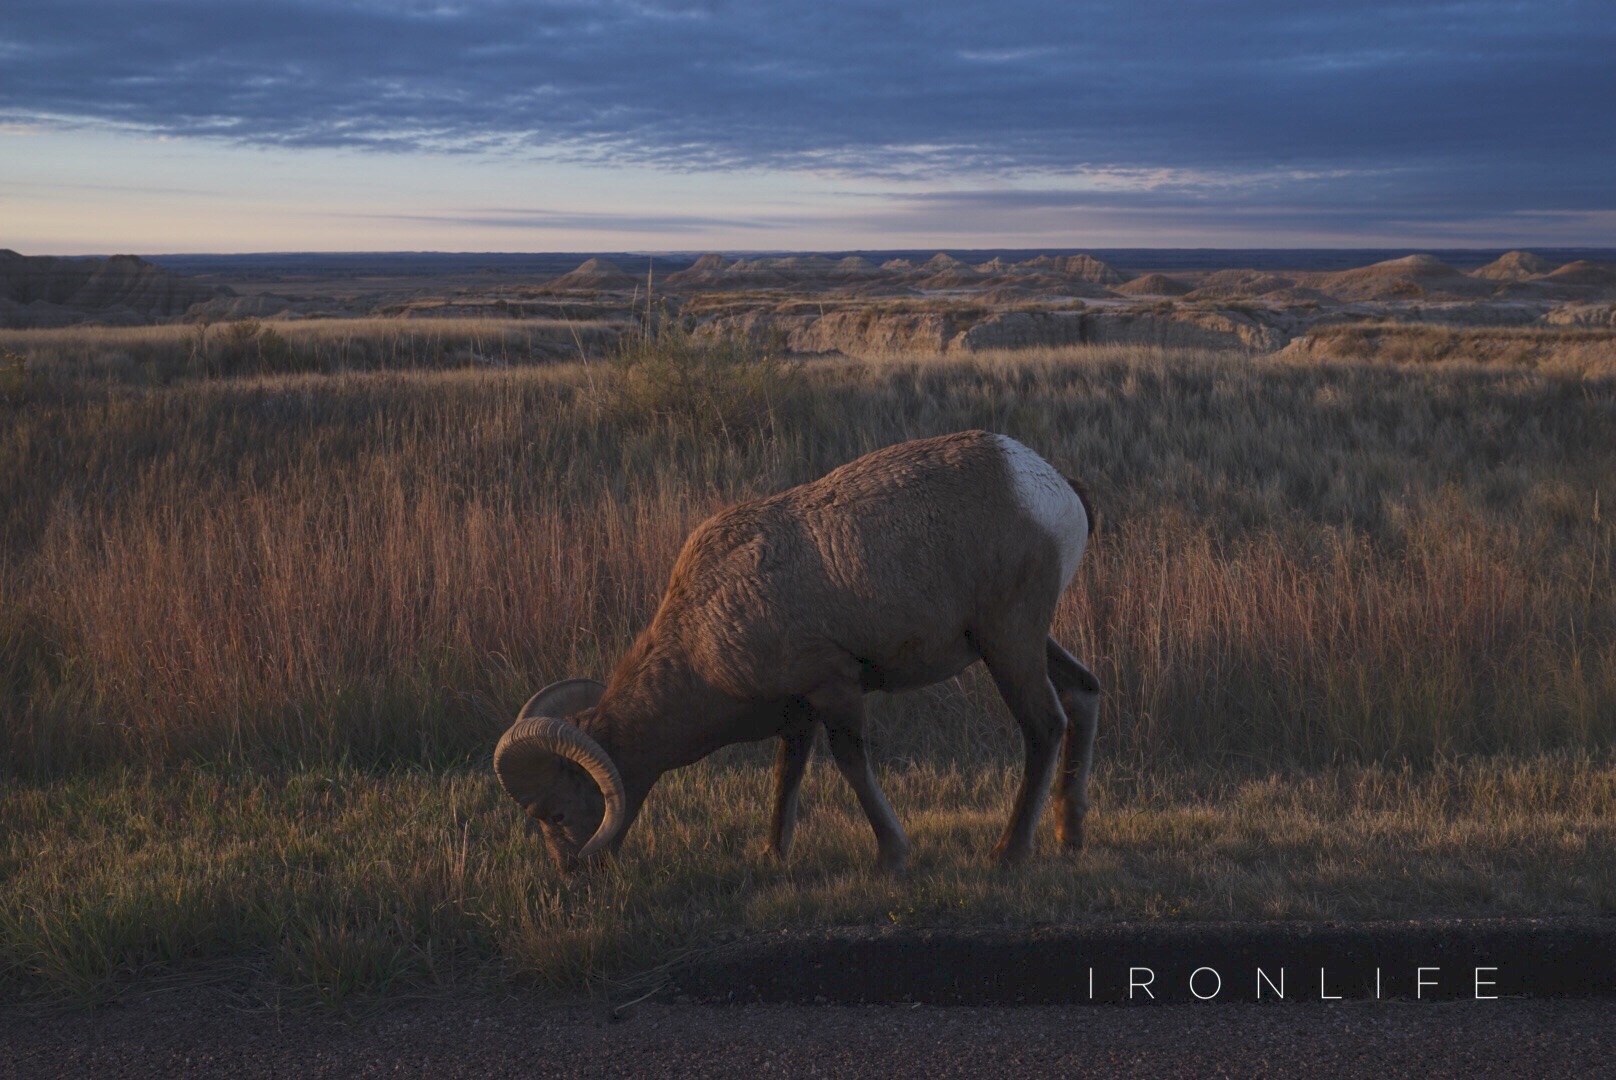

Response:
(6, 757), (1613, 1006)
(1289, 322), (1616, 372)
(3, 332), (1614, 1004)
(0, 316), (622, 382)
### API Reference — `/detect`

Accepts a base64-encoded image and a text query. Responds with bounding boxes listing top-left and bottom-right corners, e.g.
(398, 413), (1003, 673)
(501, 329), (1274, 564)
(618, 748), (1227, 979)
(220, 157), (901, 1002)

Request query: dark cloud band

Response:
(4, 1), (1612, 224)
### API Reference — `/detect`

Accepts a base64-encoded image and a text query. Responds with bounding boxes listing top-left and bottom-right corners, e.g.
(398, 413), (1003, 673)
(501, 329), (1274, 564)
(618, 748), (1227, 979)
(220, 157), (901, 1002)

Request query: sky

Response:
(3, 0), (1614, 254)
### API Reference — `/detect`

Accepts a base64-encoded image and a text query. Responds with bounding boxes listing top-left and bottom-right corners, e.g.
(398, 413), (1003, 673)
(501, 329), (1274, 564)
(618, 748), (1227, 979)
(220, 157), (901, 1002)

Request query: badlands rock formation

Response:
(660, 248), (1616, 356)
(1, 250), (231, 328)
(1471, 251), (1558, 281)
(541, 257), (639, 292)
(1116, 273), (1193, 297)
(8, 246), (1613, 360)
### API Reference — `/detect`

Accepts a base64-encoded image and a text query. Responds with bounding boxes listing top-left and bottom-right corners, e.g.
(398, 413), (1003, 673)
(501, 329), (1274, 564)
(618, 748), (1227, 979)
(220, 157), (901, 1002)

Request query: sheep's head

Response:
(494, 678), (626, 874)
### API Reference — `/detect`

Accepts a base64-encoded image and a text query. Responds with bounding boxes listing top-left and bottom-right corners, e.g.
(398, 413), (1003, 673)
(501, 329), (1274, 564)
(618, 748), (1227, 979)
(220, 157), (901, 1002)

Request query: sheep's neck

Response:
(583, 644), (743, 807)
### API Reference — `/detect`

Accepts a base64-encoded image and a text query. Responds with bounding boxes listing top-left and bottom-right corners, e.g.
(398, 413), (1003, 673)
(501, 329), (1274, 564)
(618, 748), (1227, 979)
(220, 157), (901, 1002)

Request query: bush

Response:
(196, 319), (309, 377)
(0, 350), (33, 403)
(596, 317), (802, 442)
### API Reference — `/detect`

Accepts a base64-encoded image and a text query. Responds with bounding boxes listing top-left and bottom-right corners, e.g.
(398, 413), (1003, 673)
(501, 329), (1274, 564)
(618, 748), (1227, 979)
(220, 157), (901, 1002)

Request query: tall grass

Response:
(0, 316), (623, 384)
(3, 343), (1612, 778)
(4, 335), (1615, 1005)
(1294, 322), (1616, 373)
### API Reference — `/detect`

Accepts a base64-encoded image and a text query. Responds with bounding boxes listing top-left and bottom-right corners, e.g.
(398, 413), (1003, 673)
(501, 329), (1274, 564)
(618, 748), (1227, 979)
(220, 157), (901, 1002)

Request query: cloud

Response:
(3, 0), (1613, 232)
(859, 193), (1615, 244)
(369, 207), (786, 232)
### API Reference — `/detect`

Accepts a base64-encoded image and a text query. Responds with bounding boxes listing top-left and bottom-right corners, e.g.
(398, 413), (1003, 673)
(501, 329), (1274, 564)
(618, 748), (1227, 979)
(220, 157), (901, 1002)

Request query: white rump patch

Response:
(995, 434), (1088, 586)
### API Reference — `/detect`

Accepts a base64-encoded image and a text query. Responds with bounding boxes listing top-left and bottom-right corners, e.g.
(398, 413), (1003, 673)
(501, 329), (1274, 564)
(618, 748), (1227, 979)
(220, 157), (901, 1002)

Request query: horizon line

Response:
(22, 245), (1616, 259)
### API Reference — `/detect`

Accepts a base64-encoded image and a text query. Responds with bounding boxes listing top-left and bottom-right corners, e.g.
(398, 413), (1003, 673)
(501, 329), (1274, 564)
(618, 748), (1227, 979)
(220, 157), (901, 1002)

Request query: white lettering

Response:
(1189, 967), (1221, 1000)
(1129, 967), (1155, 1000)
(1417, 967), (1439, 999)
(1256, 967), (1285, 1000)
(1475, 967), (1498, 1000)
(1320, 967), (1341, 1000)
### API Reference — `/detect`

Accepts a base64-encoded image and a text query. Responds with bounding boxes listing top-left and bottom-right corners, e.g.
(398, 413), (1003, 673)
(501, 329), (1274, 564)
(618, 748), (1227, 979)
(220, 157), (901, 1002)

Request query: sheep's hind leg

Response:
(812, 682), (911, 874)
(978, 629), (1069, 866)
(1046, 637), (1101, 852)
(768, 714), (816, 861)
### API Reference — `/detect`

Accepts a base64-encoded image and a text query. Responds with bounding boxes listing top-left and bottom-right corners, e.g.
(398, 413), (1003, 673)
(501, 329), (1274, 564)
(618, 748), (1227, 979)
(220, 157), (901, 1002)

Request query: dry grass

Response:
(1292, 322), (1616, 373)
(595, 319), (805, 441)
(0, 316), (622, 383)
(4, 756), (1613, 1005)
(2, 333), (1613, 1004)
(5, 342), (1609, 774)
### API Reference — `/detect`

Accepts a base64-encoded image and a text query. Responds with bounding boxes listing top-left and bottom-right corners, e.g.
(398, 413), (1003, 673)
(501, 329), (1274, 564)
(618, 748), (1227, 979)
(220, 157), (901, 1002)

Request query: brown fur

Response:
(513, 430), (1101, 871)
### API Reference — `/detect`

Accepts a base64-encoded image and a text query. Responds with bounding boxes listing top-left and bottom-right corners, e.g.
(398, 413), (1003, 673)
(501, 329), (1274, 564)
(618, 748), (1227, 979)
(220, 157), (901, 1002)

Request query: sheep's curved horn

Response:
(494, 711), (626, 861)
(518, 678), (605, 723)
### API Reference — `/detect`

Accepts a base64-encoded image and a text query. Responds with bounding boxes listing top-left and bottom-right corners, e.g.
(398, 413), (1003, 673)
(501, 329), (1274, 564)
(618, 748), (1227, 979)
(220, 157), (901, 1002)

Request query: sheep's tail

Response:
(1064, 476), (1098, 538)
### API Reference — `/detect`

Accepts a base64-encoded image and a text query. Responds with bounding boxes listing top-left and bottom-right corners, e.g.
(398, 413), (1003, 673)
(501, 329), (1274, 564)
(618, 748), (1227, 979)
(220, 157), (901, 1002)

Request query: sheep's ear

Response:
(519, 678), (606, 722)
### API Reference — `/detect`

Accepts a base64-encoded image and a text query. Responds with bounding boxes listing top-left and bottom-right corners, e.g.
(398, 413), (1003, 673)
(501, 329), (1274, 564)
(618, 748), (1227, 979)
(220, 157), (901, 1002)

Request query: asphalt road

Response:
(5, 992), (1614, 1079)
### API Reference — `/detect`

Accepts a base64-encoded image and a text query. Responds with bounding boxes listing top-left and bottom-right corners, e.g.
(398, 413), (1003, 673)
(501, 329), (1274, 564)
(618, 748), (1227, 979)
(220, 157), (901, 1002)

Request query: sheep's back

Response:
(660, 431), (1075, 699)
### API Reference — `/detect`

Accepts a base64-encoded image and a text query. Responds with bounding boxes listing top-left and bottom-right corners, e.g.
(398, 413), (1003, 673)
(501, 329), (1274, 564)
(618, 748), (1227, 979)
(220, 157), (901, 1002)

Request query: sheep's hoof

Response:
(875, 845), (911, 876)
(991, 839), (1033, 868)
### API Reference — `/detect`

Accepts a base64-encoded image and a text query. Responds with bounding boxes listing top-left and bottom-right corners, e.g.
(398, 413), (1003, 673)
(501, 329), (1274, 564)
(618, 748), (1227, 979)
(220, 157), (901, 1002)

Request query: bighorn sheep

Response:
(494, 430), (1100, 873)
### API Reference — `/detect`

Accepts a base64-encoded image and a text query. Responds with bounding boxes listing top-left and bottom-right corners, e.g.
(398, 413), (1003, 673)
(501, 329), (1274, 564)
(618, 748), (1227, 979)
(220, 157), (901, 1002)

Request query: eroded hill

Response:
(6, 248), (1614, 362)
(0, 251), (232, 328)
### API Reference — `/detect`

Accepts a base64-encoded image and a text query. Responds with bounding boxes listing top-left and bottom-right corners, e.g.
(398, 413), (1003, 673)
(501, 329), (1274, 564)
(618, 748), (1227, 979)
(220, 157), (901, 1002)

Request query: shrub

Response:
(199, 319), (308, 377)
(0, 350), (33, 403)
(595, 316), (802, 442)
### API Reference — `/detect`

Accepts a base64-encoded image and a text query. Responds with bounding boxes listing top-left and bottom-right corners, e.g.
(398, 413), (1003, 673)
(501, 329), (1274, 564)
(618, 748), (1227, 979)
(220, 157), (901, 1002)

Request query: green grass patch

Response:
(5, 753), (1613, 1007)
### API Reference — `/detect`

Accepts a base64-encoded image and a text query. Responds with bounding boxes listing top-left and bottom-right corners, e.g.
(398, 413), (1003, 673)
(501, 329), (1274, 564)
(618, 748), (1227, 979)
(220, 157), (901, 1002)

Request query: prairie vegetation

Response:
(8, 757), (1613, 1005)
(1289, 322), (1616, 373)
(0, 315), (621, 383)
(2, 331), (1613, 1004)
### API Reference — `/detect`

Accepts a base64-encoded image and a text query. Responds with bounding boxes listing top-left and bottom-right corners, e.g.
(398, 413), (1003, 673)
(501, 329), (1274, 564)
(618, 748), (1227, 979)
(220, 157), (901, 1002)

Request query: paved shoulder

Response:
(5, 993), (1615, 1079)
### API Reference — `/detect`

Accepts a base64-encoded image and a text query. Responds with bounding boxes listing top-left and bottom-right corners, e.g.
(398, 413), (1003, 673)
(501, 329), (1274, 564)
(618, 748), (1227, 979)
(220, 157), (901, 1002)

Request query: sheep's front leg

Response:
(811, 682), (911, 874)
(1046, 638), (1101, 852)
(768, 715), (815, 861)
